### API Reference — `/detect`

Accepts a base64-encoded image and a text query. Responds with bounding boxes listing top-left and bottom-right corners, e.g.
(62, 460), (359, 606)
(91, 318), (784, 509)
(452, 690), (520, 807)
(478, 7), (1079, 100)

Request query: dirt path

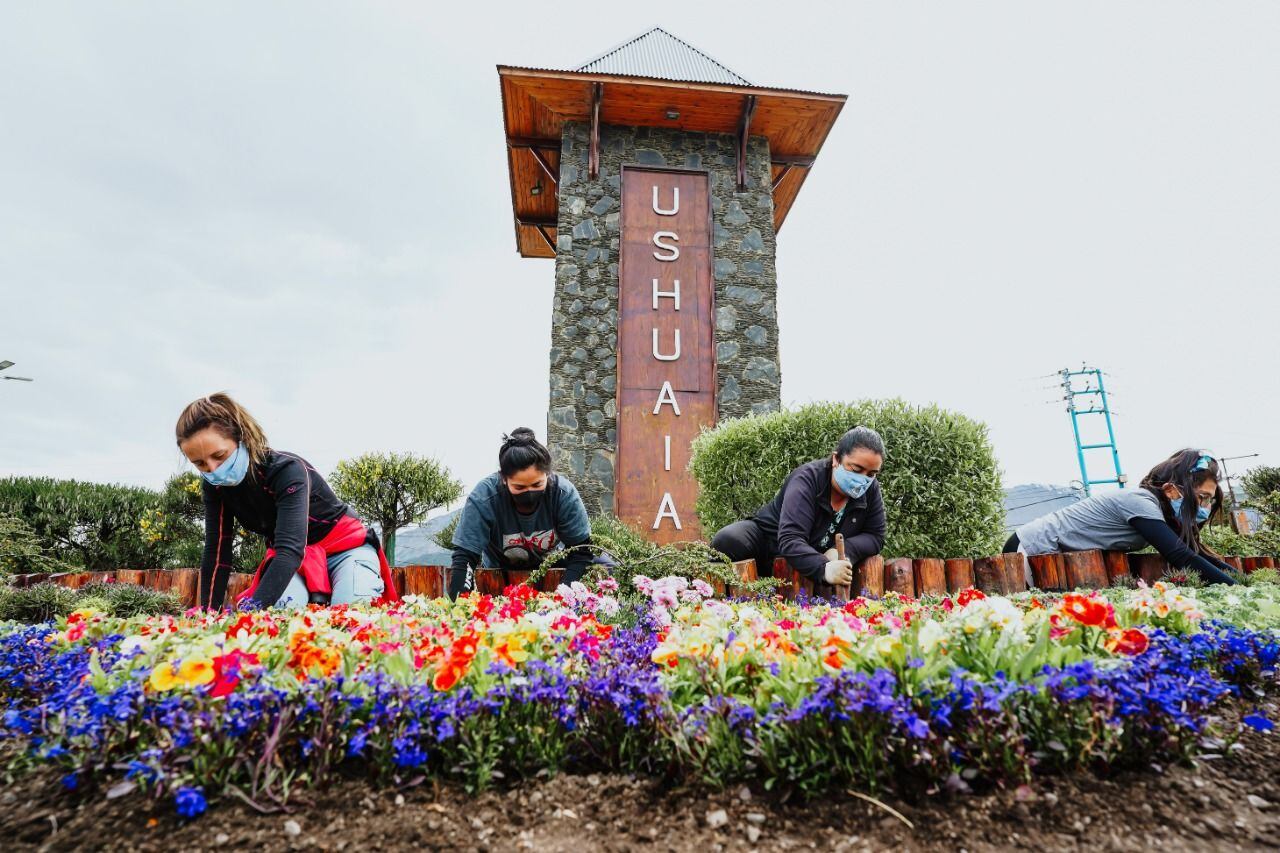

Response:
(5, 703), (1280, 852)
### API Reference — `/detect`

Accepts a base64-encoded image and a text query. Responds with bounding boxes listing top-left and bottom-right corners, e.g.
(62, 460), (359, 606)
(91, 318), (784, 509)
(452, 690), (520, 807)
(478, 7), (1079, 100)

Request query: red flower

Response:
(1105, 628), (1150, 656)
(208, 649), (260, 698)
(503, 583), (537, 602)
(1060, 594), (1115, 629)
(957, 588), (986, 607)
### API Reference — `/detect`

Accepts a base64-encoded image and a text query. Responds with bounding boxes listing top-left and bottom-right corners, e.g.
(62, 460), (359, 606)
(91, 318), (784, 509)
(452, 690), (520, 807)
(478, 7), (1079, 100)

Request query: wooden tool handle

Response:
(834, 533), (851, 603)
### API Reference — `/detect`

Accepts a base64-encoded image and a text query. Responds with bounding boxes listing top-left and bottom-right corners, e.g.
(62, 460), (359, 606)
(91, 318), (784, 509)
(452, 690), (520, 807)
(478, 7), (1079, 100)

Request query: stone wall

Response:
(549, 121), (780, 515)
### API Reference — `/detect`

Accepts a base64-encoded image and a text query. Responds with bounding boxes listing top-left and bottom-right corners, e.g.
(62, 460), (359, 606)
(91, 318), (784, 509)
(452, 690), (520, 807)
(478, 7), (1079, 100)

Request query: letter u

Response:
(652, 185), (679, 216)
(652, 328), (681, 361)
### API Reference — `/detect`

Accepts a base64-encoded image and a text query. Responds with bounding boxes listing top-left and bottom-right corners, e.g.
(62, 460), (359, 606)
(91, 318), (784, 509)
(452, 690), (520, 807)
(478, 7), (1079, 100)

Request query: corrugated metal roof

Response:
(574, 27), (753, 86)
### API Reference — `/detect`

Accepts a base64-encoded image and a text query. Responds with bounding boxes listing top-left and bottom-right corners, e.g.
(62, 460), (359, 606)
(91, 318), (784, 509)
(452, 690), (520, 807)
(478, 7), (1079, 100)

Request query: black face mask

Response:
(510, 487), (545, 513)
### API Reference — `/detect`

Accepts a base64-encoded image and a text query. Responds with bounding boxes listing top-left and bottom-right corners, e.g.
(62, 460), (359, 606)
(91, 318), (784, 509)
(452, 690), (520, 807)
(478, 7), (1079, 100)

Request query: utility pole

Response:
(1060, 365), (1125, 496)
(1218, 453), (1260, 531)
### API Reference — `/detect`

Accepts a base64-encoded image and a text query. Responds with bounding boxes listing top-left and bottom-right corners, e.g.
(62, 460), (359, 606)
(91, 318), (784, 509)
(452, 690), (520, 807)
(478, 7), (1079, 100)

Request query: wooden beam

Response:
(771, 163), (793, 192)
(529, 148), (558, 187)
(516, 216), (558, 227)
(589, 82), (602, 180)
(770, 154), (815, 167)
(737, 94), (757, 191)
(507, 136), (560, 150)
(534, 223), (556, 253)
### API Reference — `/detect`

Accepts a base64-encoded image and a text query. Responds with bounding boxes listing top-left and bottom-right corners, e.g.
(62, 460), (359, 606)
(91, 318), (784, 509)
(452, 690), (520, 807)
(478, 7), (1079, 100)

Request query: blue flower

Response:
(175, 786), (207, 819)
(1243, 713), (1274, 732)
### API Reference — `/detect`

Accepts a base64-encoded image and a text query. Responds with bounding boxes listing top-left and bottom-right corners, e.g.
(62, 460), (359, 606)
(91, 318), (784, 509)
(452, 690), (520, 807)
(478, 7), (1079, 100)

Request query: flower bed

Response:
(1, 579), (1278, 820)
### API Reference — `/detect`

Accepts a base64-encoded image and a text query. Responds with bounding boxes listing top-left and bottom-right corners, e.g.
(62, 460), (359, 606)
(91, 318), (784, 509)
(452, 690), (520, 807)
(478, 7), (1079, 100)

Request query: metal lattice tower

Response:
(1060, 366), (1126, 496)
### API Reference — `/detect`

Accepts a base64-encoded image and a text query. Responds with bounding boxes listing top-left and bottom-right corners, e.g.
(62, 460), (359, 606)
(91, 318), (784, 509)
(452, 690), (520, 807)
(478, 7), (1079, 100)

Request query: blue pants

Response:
(276, 543), (384, 608)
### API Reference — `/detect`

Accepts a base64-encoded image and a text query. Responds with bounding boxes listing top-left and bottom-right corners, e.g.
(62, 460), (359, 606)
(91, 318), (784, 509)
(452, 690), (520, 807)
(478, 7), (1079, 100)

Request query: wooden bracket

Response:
(737, 94), (757, 191)
(534, 223), (556, 253)
(529, 148), (558, 188)
(771, 163), (793, 192)
(588, 82), (603, 180)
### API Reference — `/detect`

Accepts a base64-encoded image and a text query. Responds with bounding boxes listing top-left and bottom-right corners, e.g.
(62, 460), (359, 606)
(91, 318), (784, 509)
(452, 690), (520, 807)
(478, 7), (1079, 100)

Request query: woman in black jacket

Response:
(711, 426), (887, 588)
(176, 393), (398, 610)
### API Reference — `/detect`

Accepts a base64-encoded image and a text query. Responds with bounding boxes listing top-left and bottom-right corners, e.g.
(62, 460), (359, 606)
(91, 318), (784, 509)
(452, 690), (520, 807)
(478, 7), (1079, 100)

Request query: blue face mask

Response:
(202, 443), (250, 487)
(833, 465), (872, 499)
(1170, 497), (1212, 525)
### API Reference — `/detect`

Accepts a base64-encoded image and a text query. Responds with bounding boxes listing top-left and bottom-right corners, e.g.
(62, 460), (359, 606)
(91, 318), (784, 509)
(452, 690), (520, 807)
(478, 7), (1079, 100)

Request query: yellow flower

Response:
(149, 658), (215, 691)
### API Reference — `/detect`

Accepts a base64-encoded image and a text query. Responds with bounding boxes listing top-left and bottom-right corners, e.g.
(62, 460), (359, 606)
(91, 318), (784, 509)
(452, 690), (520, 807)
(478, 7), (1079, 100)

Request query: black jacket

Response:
(201, 449), (354, 608)
(753, 458), (887, 581)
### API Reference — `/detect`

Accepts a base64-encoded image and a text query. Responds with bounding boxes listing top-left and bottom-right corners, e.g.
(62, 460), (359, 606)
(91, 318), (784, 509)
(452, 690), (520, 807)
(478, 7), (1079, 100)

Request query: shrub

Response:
(431, 513), (460, 552)
(0, 513), (71, 575)
(1242, 466), (1280, 504)
(0, 582), (182, 624)
(689, 400), (1005, 558)
(0, 477), (172, 570)
(533, 515), (777, 600)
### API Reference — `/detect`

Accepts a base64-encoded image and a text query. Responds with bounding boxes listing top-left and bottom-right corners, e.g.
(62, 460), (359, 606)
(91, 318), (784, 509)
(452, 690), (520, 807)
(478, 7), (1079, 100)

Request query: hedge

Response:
(689, 400), (1006, 559)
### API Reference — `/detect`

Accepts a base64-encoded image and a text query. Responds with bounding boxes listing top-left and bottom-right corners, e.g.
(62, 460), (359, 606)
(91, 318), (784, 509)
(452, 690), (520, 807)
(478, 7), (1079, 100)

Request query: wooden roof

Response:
(499, 65), (846, 259)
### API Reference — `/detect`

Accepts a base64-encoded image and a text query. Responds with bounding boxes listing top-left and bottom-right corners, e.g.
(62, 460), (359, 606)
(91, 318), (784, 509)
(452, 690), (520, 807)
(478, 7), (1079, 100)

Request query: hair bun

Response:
(503, 427), (538, 447)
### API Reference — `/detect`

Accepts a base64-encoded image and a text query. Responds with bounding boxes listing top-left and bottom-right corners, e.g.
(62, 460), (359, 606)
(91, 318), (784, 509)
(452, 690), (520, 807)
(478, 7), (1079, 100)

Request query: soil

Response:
(5, 702), (1280, 852)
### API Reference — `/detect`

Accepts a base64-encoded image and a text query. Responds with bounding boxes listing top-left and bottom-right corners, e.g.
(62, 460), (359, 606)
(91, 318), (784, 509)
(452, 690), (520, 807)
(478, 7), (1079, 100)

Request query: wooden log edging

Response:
(913, 558), (947, 597)
(19, 548), (1280, 606)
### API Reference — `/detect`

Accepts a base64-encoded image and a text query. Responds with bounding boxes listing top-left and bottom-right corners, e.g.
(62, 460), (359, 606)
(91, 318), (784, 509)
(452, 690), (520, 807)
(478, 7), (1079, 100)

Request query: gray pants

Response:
(276, 543), (384, 608)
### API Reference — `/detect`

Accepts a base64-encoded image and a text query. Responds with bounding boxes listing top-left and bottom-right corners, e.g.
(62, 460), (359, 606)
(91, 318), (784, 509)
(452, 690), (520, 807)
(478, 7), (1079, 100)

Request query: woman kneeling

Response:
(176, 393), (399, 609)
(1006, 448), (1237, 585)
(710, 426), (887, 591)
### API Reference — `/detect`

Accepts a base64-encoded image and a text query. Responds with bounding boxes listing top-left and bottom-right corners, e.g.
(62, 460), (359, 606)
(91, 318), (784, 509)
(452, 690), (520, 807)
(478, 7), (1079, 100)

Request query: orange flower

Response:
(1060, 594), (1115, 629)
(822, 635), (852, 669)
(1105, 628), (1150, 656)
(433, 662), (465, 691)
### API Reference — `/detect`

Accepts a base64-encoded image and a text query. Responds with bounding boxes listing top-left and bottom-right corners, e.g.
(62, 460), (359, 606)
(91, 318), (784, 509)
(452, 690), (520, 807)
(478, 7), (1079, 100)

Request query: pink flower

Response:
(596, 577), (619, 593)
(692, 579), (714, 598)
(653, 588), (679, 609)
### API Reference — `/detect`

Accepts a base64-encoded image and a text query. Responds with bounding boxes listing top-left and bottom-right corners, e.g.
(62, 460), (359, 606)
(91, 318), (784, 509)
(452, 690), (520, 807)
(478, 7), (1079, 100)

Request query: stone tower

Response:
(497, 28), (845, 541)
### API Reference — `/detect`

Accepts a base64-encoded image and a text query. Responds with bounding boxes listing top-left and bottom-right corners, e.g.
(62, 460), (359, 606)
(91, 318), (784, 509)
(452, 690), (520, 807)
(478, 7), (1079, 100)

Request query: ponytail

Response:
(175, 392), (270, 466)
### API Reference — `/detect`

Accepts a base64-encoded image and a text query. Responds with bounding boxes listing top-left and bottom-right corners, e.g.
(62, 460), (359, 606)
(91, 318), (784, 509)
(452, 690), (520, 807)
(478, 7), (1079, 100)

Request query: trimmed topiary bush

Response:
(689, 400), (1006, 559)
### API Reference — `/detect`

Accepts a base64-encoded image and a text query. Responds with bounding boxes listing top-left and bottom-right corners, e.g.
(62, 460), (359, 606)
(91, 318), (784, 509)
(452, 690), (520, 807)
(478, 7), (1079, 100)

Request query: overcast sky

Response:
(2, 1), (1276, 515)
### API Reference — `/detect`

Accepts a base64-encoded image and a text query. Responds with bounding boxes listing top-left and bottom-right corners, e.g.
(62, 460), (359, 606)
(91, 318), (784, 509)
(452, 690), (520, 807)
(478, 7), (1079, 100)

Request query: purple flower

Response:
(175, 786), (207, 819)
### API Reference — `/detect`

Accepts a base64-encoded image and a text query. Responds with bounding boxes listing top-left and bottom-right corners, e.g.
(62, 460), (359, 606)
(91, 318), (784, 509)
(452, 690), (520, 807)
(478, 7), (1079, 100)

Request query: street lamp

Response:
(0, 360), (34, 382)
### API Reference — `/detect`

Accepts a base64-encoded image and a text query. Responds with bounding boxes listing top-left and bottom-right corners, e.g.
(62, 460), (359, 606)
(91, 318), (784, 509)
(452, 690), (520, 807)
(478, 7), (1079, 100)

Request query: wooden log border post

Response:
(18, 547), (1275, 605)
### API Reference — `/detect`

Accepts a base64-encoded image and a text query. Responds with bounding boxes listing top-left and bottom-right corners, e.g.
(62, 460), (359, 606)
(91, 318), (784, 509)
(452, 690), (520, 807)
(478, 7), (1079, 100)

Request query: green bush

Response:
(431, 513), (460, 552)
(0, 477), (173, 570)
(1242, 466), (1280, 504)
(0, 513), (71, 575)
(0, 581), (183, 624)
(689, 400), (1006, 559)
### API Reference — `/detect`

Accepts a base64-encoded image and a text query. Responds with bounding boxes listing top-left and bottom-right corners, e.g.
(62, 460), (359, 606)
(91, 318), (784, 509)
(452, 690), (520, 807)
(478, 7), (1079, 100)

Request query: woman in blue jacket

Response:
(710, 426), (887, 588)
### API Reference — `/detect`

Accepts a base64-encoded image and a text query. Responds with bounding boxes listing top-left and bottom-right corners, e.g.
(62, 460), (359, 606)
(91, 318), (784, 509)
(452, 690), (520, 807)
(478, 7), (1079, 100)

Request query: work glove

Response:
(824, 558), (854, 587)
(823, 548), (839, 562)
